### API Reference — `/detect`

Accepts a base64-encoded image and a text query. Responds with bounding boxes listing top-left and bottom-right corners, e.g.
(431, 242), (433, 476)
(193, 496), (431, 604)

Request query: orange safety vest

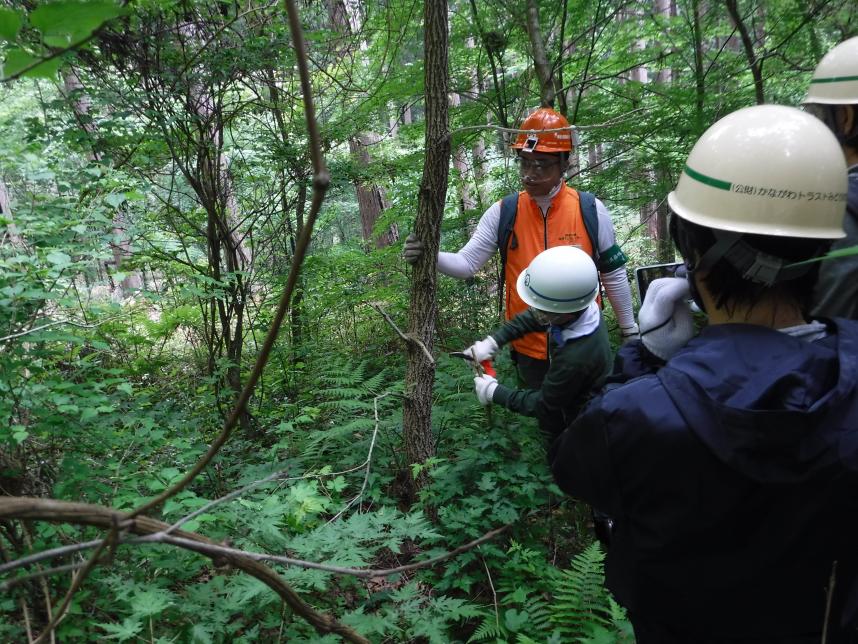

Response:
(504, 186), (596, 361)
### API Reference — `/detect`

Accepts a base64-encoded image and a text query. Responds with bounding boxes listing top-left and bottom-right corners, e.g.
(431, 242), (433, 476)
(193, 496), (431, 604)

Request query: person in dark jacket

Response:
(466, 246), (612, 438)
(550, 105), (858, 643)
(803, 36), (858, 319)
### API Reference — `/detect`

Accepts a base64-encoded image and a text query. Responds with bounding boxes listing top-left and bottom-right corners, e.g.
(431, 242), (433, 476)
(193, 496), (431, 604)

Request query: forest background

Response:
(0, 0), (854, 642)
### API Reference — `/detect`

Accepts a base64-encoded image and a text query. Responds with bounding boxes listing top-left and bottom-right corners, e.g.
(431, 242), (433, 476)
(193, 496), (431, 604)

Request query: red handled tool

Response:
(450, 351), (496, 377)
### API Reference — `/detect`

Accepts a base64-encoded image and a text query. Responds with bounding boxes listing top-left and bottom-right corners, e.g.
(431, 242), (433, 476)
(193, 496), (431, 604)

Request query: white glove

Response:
(403, 233), (424, 265)
(474, 374), (498, 406)
(465, 336), (499, 362)
(620, 322), (639, 344)
(638, 277), (695, 361)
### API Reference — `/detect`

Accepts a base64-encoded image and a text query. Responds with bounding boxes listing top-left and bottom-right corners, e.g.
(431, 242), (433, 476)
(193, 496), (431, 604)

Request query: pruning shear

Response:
(449, 351), (497, 378)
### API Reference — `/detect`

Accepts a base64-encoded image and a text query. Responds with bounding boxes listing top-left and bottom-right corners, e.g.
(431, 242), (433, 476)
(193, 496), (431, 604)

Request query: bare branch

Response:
(0, 497), (369, 644)
(369, 303), (435, 365)
(328, 393), (388, 523)
(2, 562), (88, 592)
(0, 316), (126, 344)
(33, 524), (119, 644)
(143, 522), (512, 579)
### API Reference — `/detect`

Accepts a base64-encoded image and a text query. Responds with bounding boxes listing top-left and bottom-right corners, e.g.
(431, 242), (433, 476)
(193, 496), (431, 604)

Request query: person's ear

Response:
(836, 106), (855, 136)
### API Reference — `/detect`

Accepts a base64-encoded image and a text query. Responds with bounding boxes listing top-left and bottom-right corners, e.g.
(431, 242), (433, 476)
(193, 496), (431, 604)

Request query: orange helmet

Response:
(511, 108), (574, 153)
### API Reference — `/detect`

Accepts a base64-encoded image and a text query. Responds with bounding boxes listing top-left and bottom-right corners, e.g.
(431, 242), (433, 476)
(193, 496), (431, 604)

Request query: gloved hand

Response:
(403, 233), (424, 265)
(474, 374), (498, 406)
(638, 277), (695, 361)
(464, 336), (499, 362)
(620, 322), (639, 344)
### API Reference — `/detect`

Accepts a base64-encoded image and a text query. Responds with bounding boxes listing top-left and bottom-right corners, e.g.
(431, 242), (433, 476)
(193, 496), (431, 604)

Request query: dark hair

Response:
(806, 103), (858, 149)
(669, 214), (829, 314)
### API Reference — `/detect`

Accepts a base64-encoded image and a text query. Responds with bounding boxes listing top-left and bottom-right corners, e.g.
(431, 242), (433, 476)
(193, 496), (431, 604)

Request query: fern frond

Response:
(468, 614), (506, 643)
(550, 542), (613, 638)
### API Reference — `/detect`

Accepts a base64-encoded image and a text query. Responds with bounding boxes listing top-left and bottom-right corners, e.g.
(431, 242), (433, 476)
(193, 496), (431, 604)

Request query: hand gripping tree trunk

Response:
(401, 0), (450, 503)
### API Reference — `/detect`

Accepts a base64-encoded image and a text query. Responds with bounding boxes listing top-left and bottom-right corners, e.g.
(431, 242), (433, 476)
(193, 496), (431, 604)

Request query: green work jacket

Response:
(490, 308), (613, 438)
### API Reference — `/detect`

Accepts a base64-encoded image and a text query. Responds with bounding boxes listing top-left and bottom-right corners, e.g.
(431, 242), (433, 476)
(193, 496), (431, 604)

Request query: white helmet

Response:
(667, 105), (847, 239)
(803, 36), (858, 105)
(516, 246), (599, 313)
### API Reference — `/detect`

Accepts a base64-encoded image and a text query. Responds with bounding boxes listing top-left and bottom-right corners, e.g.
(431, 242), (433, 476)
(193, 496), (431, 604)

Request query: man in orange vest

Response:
(405, 108), (637, 388)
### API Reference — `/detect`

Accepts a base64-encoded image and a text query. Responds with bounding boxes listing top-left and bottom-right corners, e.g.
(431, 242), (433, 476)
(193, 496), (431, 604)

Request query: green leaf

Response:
(97, 617), (142, 641)
(31, 0), (125, 48)
(0, 8), (22, 41)
(46, 250), (72, 266)
(190, 623), (214, 644)
(129, 587), (174, 618)
(105, 192), (126, 208)
(504, 608), (530, 633)
(11, 425), (29, 445)
(1, 48), (62, 80)
(117, 382), (133, 396)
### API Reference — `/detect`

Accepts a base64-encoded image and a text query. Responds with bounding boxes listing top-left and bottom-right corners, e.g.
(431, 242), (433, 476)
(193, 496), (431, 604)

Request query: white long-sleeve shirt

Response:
(438, 185), (636, 331)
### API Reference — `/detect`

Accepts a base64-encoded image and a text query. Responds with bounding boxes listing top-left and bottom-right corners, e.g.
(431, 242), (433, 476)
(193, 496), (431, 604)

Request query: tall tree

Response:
(61, 68), (143, 297)
(402, 0), (450, 502)
(524, 0), (555, 107)
(327, 0), (399, 249)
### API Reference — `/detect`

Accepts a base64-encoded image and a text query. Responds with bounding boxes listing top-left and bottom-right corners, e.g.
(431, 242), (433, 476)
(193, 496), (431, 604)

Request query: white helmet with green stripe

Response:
(667, 105), (847, 240)
(516, 246), (599, 313)
(804, 36), (858, 105)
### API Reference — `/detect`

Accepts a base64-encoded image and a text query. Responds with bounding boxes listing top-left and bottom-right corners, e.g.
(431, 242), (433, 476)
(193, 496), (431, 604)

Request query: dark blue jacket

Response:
(550, 319), (858, 642)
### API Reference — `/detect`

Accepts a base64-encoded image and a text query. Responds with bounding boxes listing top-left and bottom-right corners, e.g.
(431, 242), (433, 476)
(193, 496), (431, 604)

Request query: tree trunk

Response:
(62, 68), (142, 297)
(179, 19), (252, 433)
(725, 0), (765, 105)
(348, 134), (398, 248)
(449, 92), (476, 214)
(465, 36), (489, 210)
(328, 0), (398, 249)
(0, 178), (24, 249)
(524, 0), (555, 107)
(467, 0), (509, 130)
(691, 0), (706, 134)
(402, 0), (450, 503)
(641, 0), (675, 262)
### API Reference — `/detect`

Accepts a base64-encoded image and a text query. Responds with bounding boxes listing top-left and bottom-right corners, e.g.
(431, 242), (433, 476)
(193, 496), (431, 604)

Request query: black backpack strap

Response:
(497, 193), (520, 270)
(580, 190), (628, 273)
(496, 193), (519, 315)
(578, 191), (600, 265)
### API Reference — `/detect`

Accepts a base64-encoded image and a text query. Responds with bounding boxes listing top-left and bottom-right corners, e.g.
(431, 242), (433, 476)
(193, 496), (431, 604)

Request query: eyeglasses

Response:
(514, 157), (560, 175)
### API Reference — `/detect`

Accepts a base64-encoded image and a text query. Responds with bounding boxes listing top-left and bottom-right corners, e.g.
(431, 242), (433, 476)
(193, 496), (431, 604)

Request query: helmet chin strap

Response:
(691, 229), (815, 288)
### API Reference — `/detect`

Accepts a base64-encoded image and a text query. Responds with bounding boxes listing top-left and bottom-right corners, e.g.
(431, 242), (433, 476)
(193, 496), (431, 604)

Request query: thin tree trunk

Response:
(0, 178), (24, 249)
(725, 0), (765, 104)
(348, 134), (397, 248)
(464, 36), (488, 209)
(642, 0), (674, 262)
(467, 0), (509, 130)
(180, 19), (251, 433)
(449, 92), (476, 214)
(691, 0), (705, 133)
(328, 0), (398, 249)
(402, 0), (450, 503)
(62, 69), (142, 297)
(524, 0), (555, 107)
